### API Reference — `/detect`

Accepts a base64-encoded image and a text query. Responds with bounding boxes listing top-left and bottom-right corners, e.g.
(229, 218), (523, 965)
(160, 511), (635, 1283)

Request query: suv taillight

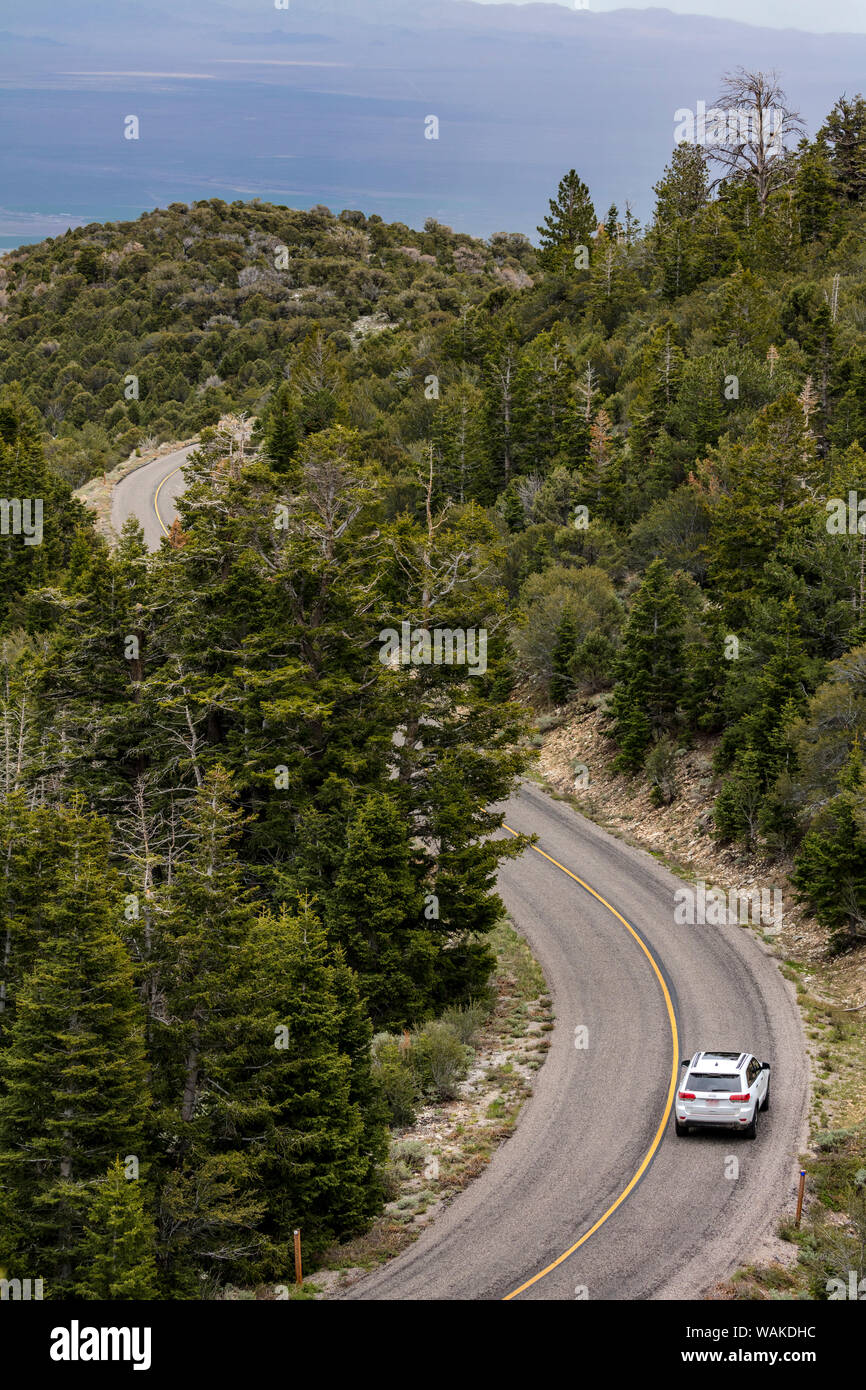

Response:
(678, 1091), (696, 1100)
(729, 1093), (749, 1102)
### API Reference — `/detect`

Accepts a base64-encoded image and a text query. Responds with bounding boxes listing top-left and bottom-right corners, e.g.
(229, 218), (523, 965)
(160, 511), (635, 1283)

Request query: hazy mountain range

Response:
(2, 0), (866, 245)
(472, 0), (866, 35)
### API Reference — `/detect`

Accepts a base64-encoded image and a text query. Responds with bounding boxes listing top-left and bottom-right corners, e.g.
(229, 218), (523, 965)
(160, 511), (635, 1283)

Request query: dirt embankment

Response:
(535, 703), (866, 1014)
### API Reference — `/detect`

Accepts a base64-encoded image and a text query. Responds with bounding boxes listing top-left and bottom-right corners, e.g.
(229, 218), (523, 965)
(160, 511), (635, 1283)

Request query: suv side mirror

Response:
(760, 1061), (770, 1069)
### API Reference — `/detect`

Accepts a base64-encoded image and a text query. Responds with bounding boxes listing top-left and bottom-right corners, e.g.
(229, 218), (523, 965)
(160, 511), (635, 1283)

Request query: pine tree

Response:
(328, 945), (388, 1205)
(588, 236), (635, 333)
(233, 425), (391, 893)
(650, 145), (710, 298)
(707, 395), (822, 626)
(793, 744), (866, 942)
(129, 423), (390, 907)
(653, 145), (709, 225)
(714, 263), (777, 355)
(513, 325), (587, 476)
(0, 385), (83, 625)
(150, 766), (269, 1292)
(151, 766), (257, 1127)
(622, 202), (641, 246)
(381, 486), (530, 1007)
(536, 170), (596, 273)
(424, 750), (519, 1011)
(578, 409), (621, 520)
(611, 559), (684, 772)
(633, 323), (685, 439)
(682, 612), (728, 733)
(712, 747), (767, 847)
(290, 324), (344, 435)
(36, 516), (156, 815)
(570, 629), (615, 694)
(550, 611), (579, 704)
(713, 601), (815, 845)
(75, 246), (104, 284)
(482, 318), (520, 494)
(433, 375), (488, 504)
(794, 139), (840, 243)
(0, 804), (149, 1294)
(144, 434), (285, 807)
(327, 792), (435, 1028)
(789, 641), (866, 805)
(260, 381), (299, 474)
(500, 481), (525, 532)
(75, 1158), (159, 1300)
(0, 793), (48, 1042)
(818, 95), (866, 204)
(717, 600), (813, 777)
(233, 903), (386, 1260)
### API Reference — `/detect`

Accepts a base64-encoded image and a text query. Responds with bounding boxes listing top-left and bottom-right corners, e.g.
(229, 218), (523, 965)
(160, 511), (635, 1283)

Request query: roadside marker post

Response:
(294, 1228), (303, 1285)
(795, 1170), (806, 1227)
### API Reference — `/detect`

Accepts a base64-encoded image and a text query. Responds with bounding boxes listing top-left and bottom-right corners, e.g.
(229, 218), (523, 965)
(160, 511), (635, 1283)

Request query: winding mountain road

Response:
(108, 456), (810, 1301)
(111, 444), (194, 549)
(345, 782), (809, 1301)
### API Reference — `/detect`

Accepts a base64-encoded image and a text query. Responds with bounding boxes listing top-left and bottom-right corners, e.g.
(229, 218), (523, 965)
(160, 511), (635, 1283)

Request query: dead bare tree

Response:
(577, 360), (599, 422)
(0, 635), (39, 796)
(709, 68), (805, 215)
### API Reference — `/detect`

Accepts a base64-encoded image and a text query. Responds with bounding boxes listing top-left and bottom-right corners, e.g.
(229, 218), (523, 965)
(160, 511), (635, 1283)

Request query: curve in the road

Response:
(500, 822), (679, 1300)
(343, 781), (808, 1301)
(153, 466), (182, 538)
(111, 444), (196, 550)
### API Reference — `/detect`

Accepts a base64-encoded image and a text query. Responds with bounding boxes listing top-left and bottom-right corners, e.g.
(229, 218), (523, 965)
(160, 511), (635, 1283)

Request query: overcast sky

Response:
(472, 0), (866, 34)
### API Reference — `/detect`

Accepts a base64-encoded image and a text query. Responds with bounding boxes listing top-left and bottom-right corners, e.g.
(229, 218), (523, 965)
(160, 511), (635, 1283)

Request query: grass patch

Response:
(490, 917), (546, 999)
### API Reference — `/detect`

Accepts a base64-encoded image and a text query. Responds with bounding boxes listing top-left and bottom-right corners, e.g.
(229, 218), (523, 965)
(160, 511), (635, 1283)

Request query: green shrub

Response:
(371, 1033), (418, 1126)
(378, 1158), (408, 1200)
(410, 1020), (472, 1100)
(645, 735), (678, 806)
(390, 1139), (427, 1172)
(440, 999), (489, 1045)
(800, 1189), (866, 1298)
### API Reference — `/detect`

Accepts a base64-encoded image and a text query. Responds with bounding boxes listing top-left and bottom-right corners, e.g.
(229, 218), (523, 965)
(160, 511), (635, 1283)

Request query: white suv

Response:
(675, 1051), (770, 1139)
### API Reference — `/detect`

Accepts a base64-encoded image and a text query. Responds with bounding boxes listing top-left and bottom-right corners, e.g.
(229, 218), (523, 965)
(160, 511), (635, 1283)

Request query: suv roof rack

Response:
(694, 1051), (746, 1069)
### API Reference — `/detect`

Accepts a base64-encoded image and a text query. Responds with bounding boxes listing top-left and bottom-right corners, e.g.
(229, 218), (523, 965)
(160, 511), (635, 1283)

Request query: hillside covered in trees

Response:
(2, 73), (866, 1298)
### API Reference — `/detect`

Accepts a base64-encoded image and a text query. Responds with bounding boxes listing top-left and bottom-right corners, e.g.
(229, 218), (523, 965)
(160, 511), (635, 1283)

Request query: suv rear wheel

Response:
(744, 1105), (759, 1140)
(675, 1117), (688, 1136)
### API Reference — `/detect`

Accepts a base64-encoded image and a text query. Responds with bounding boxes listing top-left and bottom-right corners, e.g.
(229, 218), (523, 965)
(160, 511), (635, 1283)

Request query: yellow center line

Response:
(153, 466), (181, 537)
(500, 822), (679, 1301)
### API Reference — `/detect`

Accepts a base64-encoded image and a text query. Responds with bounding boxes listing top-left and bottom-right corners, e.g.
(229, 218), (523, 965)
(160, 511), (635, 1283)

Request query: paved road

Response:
(343, 780), (808, 1301)
(111, 445), (196, 550)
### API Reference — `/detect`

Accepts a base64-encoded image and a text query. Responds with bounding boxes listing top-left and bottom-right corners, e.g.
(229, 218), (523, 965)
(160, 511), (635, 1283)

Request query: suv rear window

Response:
(686, 1073), (741, 1093)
